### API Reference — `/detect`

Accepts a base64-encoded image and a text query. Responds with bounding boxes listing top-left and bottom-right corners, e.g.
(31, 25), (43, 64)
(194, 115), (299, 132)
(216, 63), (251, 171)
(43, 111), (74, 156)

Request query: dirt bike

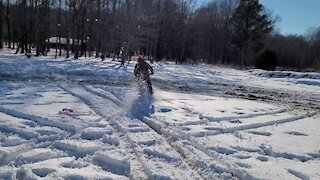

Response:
(136, 76), (153, 95)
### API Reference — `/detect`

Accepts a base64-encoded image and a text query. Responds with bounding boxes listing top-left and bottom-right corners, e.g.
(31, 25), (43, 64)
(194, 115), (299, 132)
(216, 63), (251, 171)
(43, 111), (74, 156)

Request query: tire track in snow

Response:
(82, 84), (208, 179)
(204, 108), (288, 123)
(0, 113), (69, 167)
(58, 83), (149, 179)
(221, 112), (315, 134)
(59, 83), (204, 179)
(111, 116), (204, 179)
(141, 116), (253, 179)
(81, 84), (124, 107)
(142, 110), (316, 178)
(183, 112), (316, 138)
(80, 84), (237, 179)
(62, 83), (316, 179)
(58, 84), (154, 178)
(180, 108), (288, 126)
(77, 83), (265, 179)
(0, 83), (141, 178)
(125, 113), (209, 179)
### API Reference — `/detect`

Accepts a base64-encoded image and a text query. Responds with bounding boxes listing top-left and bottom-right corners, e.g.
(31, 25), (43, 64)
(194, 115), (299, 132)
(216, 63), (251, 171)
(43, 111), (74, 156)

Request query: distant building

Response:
(46, 37), (86, 49)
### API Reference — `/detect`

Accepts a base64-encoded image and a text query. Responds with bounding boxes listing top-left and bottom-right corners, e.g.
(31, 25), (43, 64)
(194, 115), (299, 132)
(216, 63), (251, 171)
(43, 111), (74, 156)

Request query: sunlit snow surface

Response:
(0, 49), (319, 179)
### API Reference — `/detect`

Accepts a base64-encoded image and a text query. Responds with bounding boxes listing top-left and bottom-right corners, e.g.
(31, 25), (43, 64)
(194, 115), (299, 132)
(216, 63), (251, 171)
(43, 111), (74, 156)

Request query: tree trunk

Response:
(20, 0), (27, 54)
(96, 0), (101, 58)
(0, 0), (3, 49)
(45, 0), (50, 53)
(5, 0), (11, 48)
(65, 0), (70, 58)
(58, 0), (62, 56)
(28, 0), (34, 53)
(72, 0), (76, 56)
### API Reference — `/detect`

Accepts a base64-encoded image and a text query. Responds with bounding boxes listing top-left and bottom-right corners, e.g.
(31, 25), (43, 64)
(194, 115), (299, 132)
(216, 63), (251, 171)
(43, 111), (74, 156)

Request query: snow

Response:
(0, 49), (319, 179)
(253, 69), (320, 80)
(81, 127), (113, 140)
(294, 79), (320, 86)
(252, 69), (320, 87)
(15, 148), (66, 166)
(93, 151), (131, 176)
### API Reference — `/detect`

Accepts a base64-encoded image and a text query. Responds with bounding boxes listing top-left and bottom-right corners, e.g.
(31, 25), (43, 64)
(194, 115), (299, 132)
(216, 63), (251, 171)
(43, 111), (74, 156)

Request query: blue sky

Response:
(260, 0), (320, 35)
(199, 0), (320, 35)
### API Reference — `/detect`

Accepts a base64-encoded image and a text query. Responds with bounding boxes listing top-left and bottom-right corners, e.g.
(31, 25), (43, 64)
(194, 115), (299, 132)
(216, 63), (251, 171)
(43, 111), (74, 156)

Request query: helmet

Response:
(137, 55), (144, 61)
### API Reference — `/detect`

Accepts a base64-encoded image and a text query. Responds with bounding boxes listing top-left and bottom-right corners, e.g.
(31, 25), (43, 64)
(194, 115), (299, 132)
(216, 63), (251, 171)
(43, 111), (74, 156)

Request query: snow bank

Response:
(252, 70), (320, 80)
(294, 79), (320, 86)
(252, 70), (320, 87)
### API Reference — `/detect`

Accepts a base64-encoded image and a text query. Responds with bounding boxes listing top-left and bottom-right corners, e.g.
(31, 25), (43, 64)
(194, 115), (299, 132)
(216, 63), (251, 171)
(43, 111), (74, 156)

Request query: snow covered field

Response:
(0, 49), (319, 179)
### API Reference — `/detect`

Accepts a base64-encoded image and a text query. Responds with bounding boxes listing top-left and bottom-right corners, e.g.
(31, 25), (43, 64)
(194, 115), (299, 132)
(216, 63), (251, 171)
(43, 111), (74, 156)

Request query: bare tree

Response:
(65, 0), (71, 58)
(0, 0), (3, 49)
(5, 0), (11, 48)
(0, 0), (317, 69)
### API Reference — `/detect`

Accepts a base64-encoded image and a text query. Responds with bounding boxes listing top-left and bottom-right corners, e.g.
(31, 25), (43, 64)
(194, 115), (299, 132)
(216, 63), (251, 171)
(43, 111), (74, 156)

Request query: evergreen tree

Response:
(232, 0), (275, 66)
(256, 49), (278, 70)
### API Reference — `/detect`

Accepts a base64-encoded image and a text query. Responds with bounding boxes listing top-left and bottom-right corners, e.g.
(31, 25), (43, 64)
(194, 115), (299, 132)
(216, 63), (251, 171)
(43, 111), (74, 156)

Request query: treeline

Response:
(0, 0), (319, 69)
(266, 30), (320, 69)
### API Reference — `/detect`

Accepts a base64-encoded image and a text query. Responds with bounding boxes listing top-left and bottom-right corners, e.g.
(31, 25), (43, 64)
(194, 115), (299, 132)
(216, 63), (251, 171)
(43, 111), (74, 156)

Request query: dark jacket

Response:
(134, 61), (154, 80)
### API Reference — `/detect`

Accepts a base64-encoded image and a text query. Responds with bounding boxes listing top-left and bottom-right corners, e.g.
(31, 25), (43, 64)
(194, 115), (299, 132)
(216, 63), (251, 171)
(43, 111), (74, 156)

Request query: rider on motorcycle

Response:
(134, 55), (154, 94)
